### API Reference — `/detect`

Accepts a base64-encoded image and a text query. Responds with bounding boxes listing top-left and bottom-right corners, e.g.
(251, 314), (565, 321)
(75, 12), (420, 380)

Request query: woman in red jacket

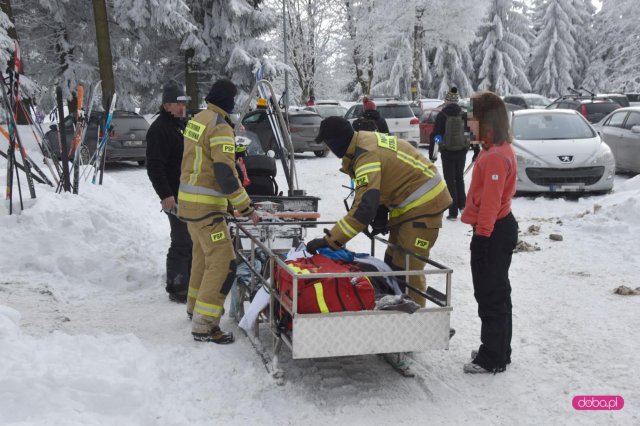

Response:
(461, 92), (518, 374)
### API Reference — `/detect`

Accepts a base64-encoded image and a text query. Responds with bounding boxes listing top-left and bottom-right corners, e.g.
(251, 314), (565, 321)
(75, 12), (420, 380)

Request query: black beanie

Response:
(316, 116), (354, 158)
(205, 79), (237, 114)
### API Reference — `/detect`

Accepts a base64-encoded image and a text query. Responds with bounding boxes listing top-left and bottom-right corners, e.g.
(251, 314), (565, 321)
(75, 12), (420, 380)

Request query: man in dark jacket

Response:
(146, 80), (192, 302)
(430, 87), (472, 221)
(352, 97), (390, 133)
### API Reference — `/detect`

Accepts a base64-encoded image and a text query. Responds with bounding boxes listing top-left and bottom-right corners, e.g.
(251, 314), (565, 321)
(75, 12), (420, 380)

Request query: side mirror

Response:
(266, 150), (276, 158)
(631, 125), (640, 134)
(49, 124), (58, 131)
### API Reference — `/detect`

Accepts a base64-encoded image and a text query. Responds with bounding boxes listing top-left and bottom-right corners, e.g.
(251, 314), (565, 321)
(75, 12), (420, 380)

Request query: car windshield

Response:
(378, 104), (414, 119)
(289, 114), (322, 125)
(526, 96), (551, 107)
(313, 105), (346, 118)
(512, 113), (596, 140)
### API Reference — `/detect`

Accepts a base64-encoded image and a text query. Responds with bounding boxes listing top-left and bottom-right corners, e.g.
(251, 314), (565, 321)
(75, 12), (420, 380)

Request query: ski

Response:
(70, 84), (84, 194)
(8, 42), (36, 199)
(92, 93), (116, 185)
(56, 86), (71, 192)
(0, 149), (46, 184)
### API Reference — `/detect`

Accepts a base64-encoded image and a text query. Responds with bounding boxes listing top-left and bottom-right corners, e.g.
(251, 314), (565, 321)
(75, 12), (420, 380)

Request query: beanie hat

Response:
(363, 96), (376, 111)
(315, 116), (354, 158)
(205, 79), (237, 114)
(445, 87), (459, 103)
(162, 80), (190, 104)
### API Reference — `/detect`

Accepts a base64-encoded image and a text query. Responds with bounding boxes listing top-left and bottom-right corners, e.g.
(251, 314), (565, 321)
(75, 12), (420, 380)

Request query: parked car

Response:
(345, 100), (419, 144)
(418, 108), (439, 148)
(503, 93), (552, 109)
(596, 93), (630, 107)
(510, 109), (615, 194)
(303, 104), (347, 118)
(44, 110), (149, 165)
(241, 108), (328, 157)
(625, 93), (640, 107)
(546, 96), (620, 124)
(593, 107), (640, 174)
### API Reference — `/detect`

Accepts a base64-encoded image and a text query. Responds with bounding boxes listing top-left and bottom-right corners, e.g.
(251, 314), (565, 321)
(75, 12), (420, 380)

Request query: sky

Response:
(0, 122), (638, 425)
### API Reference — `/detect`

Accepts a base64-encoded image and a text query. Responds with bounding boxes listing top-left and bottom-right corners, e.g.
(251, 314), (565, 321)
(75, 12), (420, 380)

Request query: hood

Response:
(513, 136), (608, 166)
(442, 103), (462, 116)
(363, 109), (381, 120)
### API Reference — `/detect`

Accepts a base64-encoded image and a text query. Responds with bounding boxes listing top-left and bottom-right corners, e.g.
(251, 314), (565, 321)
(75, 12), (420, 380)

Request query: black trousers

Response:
(471, 213), (518, 370)
(441, 150), (468, 217)
(166, 212), (193, 294)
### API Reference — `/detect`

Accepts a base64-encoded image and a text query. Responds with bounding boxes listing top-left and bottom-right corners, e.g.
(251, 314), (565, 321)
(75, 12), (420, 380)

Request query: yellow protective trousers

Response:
(384, 216), (441, 307)
(186, 216), (236, 334)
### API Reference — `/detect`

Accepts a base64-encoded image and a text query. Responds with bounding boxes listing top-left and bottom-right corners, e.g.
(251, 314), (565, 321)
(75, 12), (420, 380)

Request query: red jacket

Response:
(461, 142), (516, 237)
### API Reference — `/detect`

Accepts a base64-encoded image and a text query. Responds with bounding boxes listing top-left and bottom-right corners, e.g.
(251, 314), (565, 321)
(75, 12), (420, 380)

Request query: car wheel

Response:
(137, 160), (146, 166)
(314, 149), (329, 158)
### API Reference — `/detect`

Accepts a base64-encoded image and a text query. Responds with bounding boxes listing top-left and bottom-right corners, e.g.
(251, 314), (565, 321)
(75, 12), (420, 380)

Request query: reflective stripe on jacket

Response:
(326, 131), (452, 249)
(177, 104), (253, 221)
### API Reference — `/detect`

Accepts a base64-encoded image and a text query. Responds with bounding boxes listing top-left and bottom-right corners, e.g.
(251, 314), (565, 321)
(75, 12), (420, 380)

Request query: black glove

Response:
(369, 206), (389, 236)
(470, 234), (490, 273)
(306, 237), (328, 255)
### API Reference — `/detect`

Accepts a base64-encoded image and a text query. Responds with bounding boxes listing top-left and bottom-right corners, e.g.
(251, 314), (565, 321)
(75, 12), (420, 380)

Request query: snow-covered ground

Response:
(1, 127), (639, 425)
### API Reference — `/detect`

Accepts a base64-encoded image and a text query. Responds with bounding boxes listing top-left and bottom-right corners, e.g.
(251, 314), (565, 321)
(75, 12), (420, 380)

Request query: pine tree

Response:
(528, 0), (578, 97)
(428, 43), (475, 98)
(583, 0), (640, 92)
(474, 0), (531, 95)
(570, 0), (596, 88)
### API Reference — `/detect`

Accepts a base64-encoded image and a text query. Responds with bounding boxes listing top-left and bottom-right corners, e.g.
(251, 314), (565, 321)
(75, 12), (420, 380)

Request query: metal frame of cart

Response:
(232, 221), (453, 376)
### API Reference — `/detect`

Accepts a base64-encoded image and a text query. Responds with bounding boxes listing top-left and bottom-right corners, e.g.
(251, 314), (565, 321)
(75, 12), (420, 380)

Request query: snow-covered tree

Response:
(570, 0), (596, 87)
(427, 43), (475, 99)
(583, 0), (640, 92)
(528, 0), (579, 97)
(187, 0), (281, 107)
(474, 0), (531, 95)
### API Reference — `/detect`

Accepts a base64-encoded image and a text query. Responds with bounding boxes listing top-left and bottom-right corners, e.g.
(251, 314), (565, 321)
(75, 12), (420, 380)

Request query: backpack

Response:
(441, 114), (469, 151)
(353, 116), (379, 132)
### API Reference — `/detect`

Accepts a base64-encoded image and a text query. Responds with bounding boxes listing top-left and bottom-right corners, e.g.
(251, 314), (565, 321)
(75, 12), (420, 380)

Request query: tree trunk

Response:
(185, 47), (198, 112)
(92, 0), (115, 111)
(412, 6), (426, 101)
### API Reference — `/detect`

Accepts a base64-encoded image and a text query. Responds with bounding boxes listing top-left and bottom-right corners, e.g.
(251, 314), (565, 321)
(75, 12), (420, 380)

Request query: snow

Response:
(1, 126), (639, 425)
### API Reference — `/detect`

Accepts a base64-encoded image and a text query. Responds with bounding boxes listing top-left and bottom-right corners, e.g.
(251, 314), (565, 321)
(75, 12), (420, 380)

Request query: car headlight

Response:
(516, 154), (542, 166)
(590, 146), (614, 165)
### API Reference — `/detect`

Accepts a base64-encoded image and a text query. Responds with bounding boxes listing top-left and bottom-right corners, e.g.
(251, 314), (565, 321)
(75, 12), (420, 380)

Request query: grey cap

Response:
(162, 80), (190, 103)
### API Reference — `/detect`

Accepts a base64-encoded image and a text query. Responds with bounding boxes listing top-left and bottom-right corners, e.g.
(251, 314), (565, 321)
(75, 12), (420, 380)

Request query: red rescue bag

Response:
(275, 254), (375, 314)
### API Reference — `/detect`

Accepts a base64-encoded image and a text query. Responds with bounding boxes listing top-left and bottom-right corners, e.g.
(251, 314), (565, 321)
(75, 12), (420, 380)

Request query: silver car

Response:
(593, 107), (640, 174)
(511, 110), (615, 194)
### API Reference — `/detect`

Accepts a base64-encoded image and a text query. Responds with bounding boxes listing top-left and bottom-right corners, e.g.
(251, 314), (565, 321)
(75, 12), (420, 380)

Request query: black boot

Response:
(193, 326), (235, 344)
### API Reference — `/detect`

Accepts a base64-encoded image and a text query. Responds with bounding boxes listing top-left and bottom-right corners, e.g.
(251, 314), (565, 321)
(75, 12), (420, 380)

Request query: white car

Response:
(511, 109), (615, 194)
(345, 100), (419, 144)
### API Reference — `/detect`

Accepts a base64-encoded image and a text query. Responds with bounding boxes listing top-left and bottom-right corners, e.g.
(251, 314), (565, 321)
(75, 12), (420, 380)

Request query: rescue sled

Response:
(230, 78), (453, 381)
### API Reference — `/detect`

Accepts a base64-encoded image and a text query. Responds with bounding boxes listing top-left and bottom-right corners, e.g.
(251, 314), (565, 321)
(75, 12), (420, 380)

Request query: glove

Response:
(306, 237), (328, 255)
(470, 234), (490, 273)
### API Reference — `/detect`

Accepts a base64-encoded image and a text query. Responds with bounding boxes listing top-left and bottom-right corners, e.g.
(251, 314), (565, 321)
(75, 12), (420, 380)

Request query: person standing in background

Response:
(146, 80), (192, 303)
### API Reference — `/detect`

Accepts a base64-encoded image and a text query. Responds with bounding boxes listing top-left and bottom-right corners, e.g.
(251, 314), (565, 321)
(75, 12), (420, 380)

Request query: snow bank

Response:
(0, 173), (162, 299)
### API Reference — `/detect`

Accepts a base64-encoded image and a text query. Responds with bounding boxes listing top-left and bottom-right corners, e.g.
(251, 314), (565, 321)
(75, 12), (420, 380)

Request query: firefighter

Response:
(307, 116), (452, 307)
(177, 79), (259, 344)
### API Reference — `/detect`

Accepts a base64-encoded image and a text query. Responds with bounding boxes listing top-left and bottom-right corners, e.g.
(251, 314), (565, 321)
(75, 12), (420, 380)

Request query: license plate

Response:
(396, 132), (408, 139)
(549, 184), (584, 192)
(124, 140), (143, 147)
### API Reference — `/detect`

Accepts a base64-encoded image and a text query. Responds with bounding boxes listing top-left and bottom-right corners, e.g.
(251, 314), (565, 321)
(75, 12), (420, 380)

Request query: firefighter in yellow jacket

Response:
(178, 79), (258, 344)
(307, 116), (452, 307)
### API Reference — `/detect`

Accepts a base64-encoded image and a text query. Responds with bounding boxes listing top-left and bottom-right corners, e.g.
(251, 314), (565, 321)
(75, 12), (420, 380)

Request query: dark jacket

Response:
(429, 103), (479, 160)
(146, 109), (186, 200)
(352, 109), (390, 134)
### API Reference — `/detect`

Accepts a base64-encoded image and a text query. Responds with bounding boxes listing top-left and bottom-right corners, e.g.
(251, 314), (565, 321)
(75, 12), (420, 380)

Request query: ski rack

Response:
(232, 220), (453, 382)
(235, 79), (300, 195)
